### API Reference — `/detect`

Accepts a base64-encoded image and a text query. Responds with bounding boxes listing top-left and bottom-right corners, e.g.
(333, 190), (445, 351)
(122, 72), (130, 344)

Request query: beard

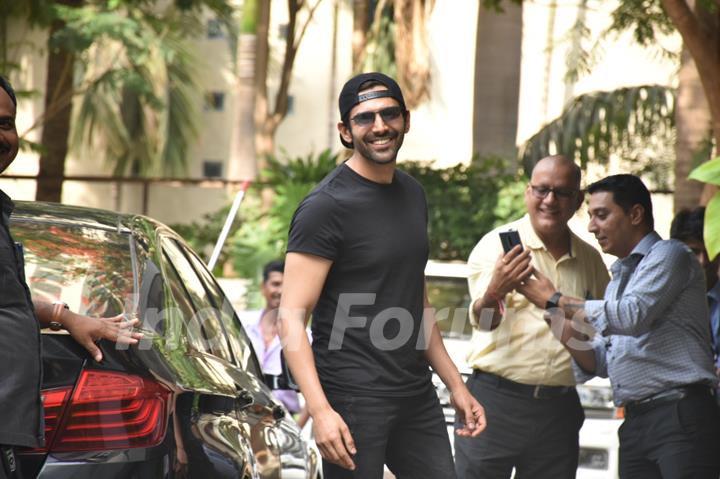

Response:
(351, 130), (405, 165)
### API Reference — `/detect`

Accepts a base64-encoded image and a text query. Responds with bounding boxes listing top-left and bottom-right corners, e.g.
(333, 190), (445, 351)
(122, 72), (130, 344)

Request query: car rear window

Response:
(11, 221), (134, 318)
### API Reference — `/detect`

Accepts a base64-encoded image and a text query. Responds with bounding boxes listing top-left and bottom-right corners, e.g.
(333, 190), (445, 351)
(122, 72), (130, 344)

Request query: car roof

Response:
(11, 201), (164, 236)
(425, 260), (470, 279)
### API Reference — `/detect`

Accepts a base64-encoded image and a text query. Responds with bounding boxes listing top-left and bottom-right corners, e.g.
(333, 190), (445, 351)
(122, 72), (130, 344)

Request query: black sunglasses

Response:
(350, 106), (405, 126)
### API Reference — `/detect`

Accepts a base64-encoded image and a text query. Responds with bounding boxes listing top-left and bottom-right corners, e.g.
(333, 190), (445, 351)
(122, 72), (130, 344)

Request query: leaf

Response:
(705, 192), (720, 261)
(689, 157), (720, 186)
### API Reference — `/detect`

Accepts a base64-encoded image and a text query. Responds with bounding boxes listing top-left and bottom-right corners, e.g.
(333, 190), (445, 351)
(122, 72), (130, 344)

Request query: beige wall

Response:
(2, 1), (682, 228)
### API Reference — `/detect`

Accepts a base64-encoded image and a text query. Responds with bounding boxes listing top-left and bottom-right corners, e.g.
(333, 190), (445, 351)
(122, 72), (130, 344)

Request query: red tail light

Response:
(23, 387), (73, 452)
(39, 370), (171, 452)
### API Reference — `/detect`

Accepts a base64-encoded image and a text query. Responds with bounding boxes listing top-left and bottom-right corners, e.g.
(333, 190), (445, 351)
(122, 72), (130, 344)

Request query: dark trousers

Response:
(454, 373), (584, 479)
(322, 385), (455, 479)
(619, 391), (720, 478)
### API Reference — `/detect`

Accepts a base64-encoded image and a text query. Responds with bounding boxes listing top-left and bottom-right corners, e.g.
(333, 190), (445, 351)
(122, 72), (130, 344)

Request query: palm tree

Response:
(70, 7), (204, 179)
(2, 0), (235, 202)
(520, 85), (676, 189)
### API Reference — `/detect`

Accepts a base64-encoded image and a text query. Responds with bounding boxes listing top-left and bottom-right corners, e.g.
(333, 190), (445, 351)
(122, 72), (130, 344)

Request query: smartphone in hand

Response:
(499, 230), (523, 254)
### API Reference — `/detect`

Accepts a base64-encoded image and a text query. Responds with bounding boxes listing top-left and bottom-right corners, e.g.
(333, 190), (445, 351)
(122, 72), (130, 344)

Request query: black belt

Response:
(624, 383), (714, 417)
(472, 370), (573, 399)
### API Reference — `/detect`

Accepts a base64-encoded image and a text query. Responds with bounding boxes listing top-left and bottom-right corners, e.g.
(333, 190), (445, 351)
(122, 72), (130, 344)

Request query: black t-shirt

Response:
(288, 163), (432, 396)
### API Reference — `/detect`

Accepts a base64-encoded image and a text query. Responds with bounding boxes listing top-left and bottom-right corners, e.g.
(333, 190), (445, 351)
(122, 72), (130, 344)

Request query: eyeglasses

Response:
(529, 184), (579, 199)
(350, 106), (404, 126)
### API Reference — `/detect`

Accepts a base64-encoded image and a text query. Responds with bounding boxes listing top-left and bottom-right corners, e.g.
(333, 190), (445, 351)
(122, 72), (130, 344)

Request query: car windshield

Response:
(427, 275), (473, 339)
(11, 220), (135, 318)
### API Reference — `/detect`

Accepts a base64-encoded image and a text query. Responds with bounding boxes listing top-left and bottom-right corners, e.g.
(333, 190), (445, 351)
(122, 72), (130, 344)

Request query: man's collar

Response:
(517, 214), (576, 258)
(628, 231), (661, 258)
(610, 231), (660, 273)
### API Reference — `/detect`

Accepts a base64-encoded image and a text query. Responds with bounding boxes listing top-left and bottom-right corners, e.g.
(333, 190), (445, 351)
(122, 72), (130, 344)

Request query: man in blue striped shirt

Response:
(519, 174), (720, 478)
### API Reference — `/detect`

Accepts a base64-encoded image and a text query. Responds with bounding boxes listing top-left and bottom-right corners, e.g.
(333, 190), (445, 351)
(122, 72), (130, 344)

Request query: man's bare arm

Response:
(423, 287), (485, 437)
(278, 252), (356, 470)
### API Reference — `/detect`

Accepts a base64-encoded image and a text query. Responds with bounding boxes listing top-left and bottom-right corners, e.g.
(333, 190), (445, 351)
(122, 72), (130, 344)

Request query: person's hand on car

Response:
(312, 405), (356, 470)
(62, 312), (143, 362)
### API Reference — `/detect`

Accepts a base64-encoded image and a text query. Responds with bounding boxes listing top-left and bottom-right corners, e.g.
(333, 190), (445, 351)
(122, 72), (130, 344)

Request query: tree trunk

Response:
(253, 0), (273, 166)
(352, 0), (369, 72)
(393, 0), (432, 109)
(674, 43), (712, 211)
(36, 0), (82, 202)
(661, 0), (720, 208)
(253, 0), (322, 162)
(472, 1), (522, 159)
(229, 33), (258, 180)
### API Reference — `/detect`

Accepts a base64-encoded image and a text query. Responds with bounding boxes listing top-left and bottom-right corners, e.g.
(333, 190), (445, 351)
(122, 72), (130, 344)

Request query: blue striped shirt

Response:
(577, 232), (718, 405)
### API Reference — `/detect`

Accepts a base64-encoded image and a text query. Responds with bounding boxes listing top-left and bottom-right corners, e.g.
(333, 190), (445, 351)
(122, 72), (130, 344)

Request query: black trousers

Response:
(322, 385), (455, 479)
(454, 373), (584, 479)
(619, 391), (720, 478)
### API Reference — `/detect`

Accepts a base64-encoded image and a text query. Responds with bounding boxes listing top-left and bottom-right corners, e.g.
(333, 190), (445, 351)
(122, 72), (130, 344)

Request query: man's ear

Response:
(403, 111), (411, 133)
(574, 189), (585, 213)
(337, 121), (352, 144)
(629, 204), (645, 226)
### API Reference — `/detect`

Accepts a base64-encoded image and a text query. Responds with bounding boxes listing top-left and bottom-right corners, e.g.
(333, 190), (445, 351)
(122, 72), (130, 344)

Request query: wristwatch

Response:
(545, 292), (563, 310)
(49, 301), (69, 331)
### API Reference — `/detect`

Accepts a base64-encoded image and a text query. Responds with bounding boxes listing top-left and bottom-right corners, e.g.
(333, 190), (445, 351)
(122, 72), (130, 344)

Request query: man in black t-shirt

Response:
(278, 72), (485, 479)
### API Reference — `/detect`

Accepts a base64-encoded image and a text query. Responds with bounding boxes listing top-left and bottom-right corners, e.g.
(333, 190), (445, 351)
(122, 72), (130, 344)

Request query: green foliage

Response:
(176, 152), (527, 283)
(521, 85), (676, 188)
(2, 0), (236, 177)
(609, 0), (675, 46)
(239, 0), (257, 34)
(689, 157), (720, 260)
(64, 5), (208, 177)
(481, 0), (522, 13)
(170, 204), (238, 271)
(360, 1), (396, 76)
(229, 150), (341, 280)
(399, 157), (527, 261)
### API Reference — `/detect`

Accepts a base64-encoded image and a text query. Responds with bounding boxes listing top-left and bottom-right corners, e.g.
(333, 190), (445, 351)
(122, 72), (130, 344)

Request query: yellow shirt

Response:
(466, 214), (609, 386)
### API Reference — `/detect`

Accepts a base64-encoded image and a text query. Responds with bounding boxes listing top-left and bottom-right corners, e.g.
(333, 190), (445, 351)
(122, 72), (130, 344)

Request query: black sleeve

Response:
(287, 190), (342, 261)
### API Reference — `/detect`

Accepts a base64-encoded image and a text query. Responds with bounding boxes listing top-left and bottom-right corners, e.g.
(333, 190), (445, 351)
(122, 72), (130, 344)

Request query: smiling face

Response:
(337, 85), (409, 165)
(587, 191), (645, 258)
(261, 271), (283, 310)
(525, 157), (582, 238)
(0, 87), (18, 174)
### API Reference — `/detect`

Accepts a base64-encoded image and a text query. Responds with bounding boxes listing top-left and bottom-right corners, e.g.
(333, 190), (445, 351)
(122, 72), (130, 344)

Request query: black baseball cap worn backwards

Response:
(338, 72), (406, 148)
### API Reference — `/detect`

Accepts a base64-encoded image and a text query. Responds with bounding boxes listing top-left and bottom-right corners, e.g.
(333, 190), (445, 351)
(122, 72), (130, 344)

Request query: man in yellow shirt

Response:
(455, 155), (609, 479)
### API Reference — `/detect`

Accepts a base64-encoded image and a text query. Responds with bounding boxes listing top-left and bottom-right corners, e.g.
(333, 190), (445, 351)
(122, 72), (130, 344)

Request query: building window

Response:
(204, 92), (225, 112)
(202, 161), (223, 179)
(207, 19), (224, 39)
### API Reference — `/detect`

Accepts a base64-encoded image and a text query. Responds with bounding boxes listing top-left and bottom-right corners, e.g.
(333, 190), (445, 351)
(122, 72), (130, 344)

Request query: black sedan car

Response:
(11, 201), (320, 479)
